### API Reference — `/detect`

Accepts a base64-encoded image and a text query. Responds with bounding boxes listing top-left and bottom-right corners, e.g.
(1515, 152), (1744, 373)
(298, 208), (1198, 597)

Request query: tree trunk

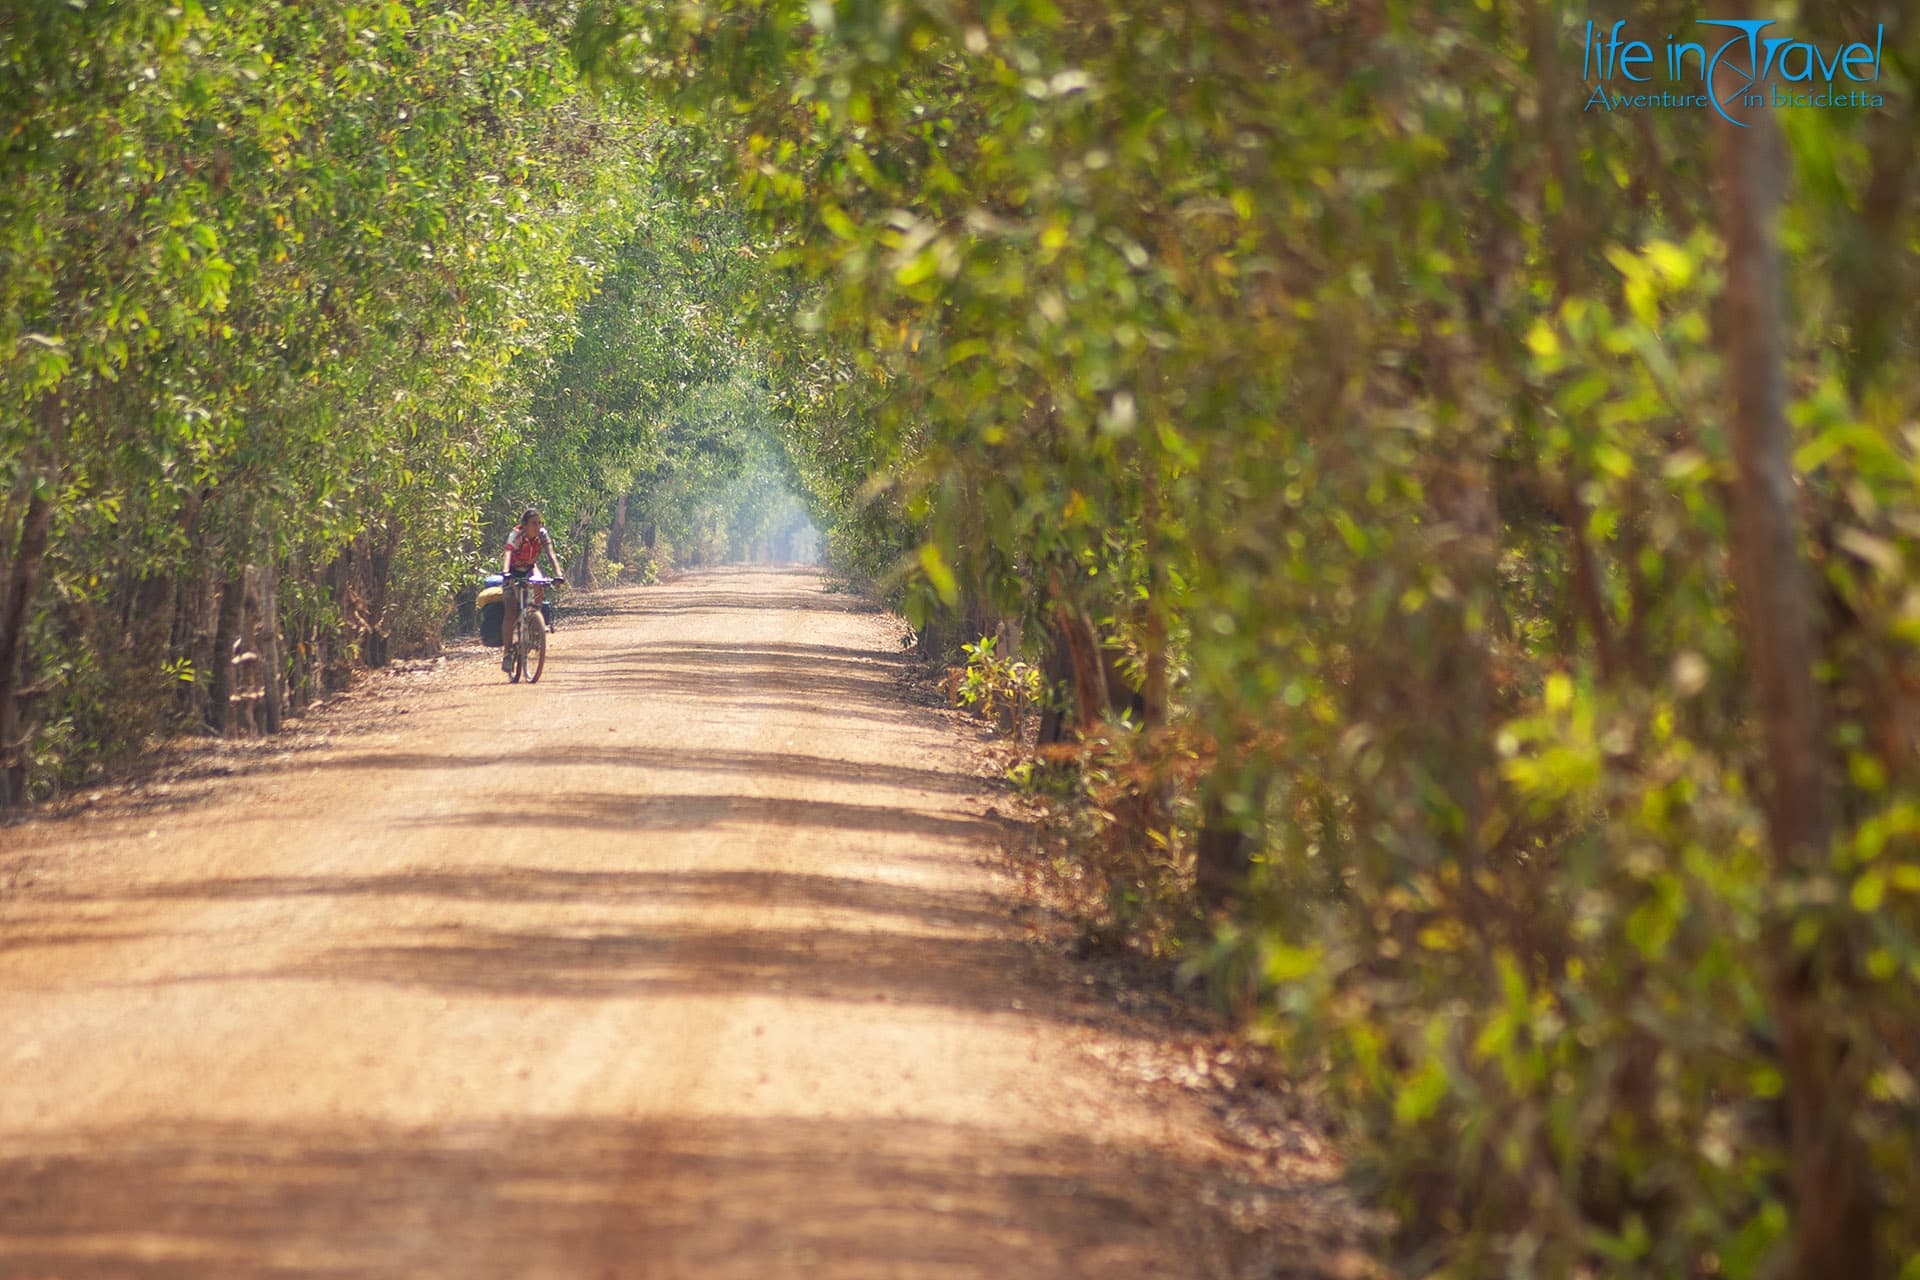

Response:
(606, 494), (629, 564)
(570, 517), (595, 587)
(209, 571), (246, 735)
(1565, 486), (1619, 682)
(329, 546), (358, 688)
(129, 569), (178, 685)
(1037, 628), (1073, 745)
(1195, 782), (1257, 910)
(0, 392), (66, 806)
(284, 546), (313, 712)
(155, 490), (204, 721)
(174, 559), (211, 725)
(0, 489), (55, 807)
(1053, 603), (1110, 734)
(640, 517), (660, 579)
(1141, 466), (1169, 727)
(1099, 631), (1145, 724)
(1714, 79), (1876, 1280)
(363, 523), (396, 668)
(258, 558), (285, 733)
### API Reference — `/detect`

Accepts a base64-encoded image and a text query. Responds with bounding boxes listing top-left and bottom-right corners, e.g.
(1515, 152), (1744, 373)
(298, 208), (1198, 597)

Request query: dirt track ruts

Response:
(0, 567), (1344, 1279)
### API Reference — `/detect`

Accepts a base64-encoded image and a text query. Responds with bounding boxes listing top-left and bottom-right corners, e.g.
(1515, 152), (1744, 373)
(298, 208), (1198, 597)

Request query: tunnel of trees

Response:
(4, 1), (1919, 1275)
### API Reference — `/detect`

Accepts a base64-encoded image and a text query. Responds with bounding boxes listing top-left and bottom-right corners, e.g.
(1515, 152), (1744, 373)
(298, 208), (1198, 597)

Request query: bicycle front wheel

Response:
(508, 612), (528, 683)
(524, 615), (547, 684)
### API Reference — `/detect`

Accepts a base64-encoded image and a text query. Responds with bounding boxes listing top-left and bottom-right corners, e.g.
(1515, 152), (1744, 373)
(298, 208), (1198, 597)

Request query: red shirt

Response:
(505, 525), (549, 572)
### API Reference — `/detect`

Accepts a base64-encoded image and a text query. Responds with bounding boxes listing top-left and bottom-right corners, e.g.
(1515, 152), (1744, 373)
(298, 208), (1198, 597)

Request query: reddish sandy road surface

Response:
(0, 567), (1347, 1279)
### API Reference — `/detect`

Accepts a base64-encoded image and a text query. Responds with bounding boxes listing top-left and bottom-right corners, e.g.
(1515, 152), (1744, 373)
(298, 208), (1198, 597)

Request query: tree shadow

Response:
(541, 641), (933, 721)
(562, 647), (907, 685)
(0, 927), (155, 955)
(392, 790), (999, 843)
(238, 918), (1070, 1016)
(302, 746), (983, 797)
(41, 866), (1009, 933)
(568, 639), (907, 667)
(0, 1113), (1349, 1278)
(621, 589), (884, 617)
(32, 856), (1069, 1023)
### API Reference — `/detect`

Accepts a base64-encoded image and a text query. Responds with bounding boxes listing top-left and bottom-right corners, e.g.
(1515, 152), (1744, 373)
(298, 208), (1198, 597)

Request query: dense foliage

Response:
(0, 0), (796, 797)
(7, 0), (1919, 1275)
(1, 0), (629, 787)
(571, 0), (1920, 1275)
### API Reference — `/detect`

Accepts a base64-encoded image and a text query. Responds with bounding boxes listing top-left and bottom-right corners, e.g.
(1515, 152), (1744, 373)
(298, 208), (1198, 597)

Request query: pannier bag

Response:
(480, 599), (504, 648)
(476, 577), (552, 645)
(478, 581), (505, 648)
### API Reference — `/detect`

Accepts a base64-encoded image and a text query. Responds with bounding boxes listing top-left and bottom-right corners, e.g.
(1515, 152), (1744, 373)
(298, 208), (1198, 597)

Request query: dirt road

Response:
(0, 568), (1341, 1279)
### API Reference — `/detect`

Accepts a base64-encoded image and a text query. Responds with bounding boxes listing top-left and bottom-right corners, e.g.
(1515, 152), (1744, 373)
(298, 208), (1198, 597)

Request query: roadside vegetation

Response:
(0, 2), (804, 794)
(4, 1), (1917, 1275)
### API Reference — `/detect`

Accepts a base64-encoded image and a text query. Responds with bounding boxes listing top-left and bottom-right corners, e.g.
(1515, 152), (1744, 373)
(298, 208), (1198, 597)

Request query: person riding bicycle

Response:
(500, 507), (565, 672)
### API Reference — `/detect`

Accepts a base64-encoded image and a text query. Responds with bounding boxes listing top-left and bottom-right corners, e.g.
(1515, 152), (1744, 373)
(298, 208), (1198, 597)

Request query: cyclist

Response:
(500, 507), (565, 672)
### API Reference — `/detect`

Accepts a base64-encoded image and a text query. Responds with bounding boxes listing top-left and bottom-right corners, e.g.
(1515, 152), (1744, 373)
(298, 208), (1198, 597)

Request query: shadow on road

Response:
(28, 860), (1077, 1024)
(540, 639), (928, 723)
(265, 918), (1060, 1014)
(0, 1113), (1346, 1279)
(618, 588), (885, 617)
(306, 744), (983, 796)
(396, 790), (997, 841)
(42, 866), (1008, 931)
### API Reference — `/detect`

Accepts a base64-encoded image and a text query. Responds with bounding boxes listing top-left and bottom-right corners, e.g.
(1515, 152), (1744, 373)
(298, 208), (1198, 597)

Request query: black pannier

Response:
(480, 600), (504, 647)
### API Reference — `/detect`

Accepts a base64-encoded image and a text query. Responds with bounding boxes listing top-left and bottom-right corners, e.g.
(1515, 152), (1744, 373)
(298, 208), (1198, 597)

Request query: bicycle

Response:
(502, 570), (562, 684)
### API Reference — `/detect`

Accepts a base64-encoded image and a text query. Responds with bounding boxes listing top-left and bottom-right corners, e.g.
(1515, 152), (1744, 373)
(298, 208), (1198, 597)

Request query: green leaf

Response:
(1394, 1060), (1449, 1127)
(1853, 868), (1888, 914)
(919, 542), (958, 606)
